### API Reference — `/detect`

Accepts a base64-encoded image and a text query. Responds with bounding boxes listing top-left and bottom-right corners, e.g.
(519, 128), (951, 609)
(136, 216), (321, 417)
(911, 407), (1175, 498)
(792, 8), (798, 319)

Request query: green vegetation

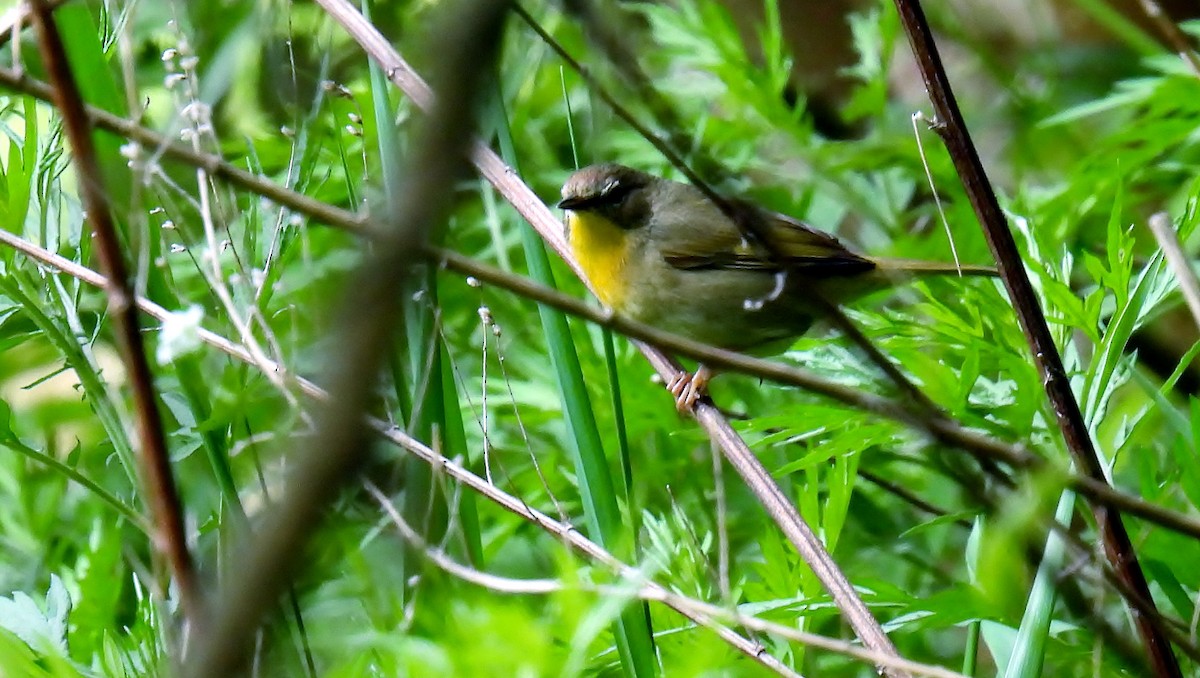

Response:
(0, 0), (1198, 675)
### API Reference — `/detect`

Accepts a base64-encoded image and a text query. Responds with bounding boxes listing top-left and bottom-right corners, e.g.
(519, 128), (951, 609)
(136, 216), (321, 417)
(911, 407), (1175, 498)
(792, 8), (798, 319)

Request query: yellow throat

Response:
(567, 211), (631, 309)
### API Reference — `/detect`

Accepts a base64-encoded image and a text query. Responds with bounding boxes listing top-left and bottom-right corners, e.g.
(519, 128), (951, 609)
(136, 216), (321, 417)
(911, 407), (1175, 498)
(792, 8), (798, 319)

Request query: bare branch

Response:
(28, 0), (202, 628)
(1135, 0), (1200, 77)
(891, 1), (1181, 674)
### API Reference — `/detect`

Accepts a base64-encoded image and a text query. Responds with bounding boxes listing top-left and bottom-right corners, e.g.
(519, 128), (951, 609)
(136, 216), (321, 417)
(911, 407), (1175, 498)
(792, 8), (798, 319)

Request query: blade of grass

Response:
(0, 431), (143, 528)
(1002, 489), (1076, 678)
(365, 0), (480, 572)
(962, 620), (980, 676)
(0, 274), (135, 475)
(560, 66), (639, 559)
(489, 75), (658, 678)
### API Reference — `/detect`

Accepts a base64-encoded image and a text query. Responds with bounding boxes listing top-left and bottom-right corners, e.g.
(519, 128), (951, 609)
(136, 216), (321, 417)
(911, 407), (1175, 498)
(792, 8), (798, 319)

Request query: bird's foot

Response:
(667, 366), (712, 413)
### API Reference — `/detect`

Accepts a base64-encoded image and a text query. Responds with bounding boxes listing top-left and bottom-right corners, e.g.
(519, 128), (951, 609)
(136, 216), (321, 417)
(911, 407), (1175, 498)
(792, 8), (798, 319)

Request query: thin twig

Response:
(858, 469), (973, 529)
(1134, 0), (1200, 77)
(0, 0), (69, 52)
(510, 2), (729, 208)
(690, 390), (905, 667)
(27, 0), (202, 627)
(182, 2), (510, 675)
(891, 1), (1182, 675)
(1147, 212), (1200, 331)
(710, 443), (730, 602)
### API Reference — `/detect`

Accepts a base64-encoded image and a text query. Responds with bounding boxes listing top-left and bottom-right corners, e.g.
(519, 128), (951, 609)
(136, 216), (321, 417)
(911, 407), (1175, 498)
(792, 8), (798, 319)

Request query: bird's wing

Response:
(659, 199), (875, 275)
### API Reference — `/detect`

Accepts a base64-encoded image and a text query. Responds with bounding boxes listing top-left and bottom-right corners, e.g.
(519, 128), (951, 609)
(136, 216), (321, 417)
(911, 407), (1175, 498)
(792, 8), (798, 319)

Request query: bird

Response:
(557, 163), (998, 411)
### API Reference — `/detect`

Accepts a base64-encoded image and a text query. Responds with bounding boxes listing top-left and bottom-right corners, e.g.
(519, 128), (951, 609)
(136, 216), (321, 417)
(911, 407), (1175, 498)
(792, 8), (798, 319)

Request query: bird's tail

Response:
(870, 257), (999, 278)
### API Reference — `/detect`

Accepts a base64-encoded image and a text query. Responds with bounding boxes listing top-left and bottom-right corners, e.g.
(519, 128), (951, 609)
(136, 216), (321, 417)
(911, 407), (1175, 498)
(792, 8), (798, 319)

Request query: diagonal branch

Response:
(27, 0), (202, 627)
(891, 1), (1181, 675)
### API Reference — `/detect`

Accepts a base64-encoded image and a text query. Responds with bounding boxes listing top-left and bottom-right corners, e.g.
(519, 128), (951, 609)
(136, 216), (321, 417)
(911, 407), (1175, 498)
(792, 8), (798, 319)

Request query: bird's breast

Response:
(567, 212), (632, 309)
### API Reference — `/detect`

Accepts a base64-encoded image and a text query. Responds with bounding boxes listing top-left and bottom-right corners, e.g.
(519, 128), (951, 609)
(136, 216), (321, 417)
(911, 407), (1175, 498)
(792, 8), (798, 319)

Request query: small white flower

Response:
(161, 48), (178, 62)
(164, 73), (187, 88)
(157, 305), (204, 364)
(181, 101), (211, 123)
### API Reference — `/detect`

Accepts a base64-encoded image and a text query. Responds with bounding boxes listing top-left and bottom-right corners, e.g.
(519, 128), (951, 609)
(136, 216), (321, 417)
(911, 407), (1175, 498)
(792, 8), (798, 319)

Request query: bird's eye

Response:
(600, 178), (621, 197)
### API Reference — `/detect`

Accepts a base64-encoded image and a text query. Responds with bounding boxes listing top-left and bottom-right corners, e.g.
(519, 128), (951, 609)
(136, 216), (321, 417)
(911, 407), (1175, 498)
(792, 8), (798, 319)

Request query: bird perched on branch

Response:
(558, 163), (997, 411)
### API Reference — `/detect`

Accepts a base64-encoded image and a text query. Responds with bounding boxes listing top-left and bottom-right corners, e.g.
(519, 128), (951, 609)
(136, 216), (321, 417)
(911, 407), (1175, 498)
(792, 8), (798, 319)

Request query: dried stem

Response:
(1147, 212), (1200, 331)
(891, 1), (1181, 674)
(27, 0), (202, 627)
(1135, 0), (1200, 77)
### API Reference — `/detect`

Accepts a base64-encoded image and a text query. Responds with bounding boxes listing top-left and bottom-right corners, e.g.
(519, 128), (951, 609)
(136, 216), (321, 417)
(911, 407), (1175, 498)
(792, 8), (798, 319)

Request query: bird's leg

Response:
(667, 364), (714, 412)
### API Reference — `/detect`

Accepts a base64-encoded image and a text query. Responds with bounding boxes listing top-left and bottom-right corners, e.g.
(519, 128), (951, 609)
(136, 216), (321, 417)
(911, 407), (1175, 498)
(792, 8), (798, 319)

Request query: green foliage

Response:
(1, 0), (1200, 676)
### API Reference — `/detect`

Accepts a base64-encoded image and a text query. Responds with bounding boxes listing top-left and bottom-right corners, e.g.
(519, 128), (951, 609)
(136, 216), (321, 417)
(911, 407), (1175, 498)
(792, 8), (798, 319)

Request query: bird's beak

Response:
(557, 196), (586, 210)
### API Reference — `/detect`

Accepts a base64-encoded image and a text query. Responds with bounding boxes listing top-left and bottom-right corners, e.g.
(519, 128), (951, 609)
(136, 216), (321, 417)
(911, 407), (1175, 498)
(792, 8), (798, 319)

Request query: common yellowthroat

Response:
(558, 163), (997, 410)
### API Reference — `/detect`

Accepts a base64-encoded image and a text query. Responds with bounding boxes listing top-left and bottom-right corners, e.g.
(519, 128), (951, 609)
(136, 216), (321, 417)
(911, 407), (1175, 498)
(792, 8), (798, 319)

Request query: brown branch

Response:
(182, 2), (510, 675)
(27, 0), (202, 627)
(891, 1), (1182, 675)
(858, 469), (973, 529)
(1135, 0), (1200, 77)
(510, 2), (729, 203)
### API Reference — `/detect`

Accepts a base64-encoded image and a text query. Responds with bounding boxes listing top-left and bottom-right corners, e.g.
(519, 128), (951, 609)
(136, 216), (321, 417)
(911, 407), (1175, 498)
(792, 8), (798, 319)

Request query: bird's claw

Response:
(667, 369), (709, 413)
